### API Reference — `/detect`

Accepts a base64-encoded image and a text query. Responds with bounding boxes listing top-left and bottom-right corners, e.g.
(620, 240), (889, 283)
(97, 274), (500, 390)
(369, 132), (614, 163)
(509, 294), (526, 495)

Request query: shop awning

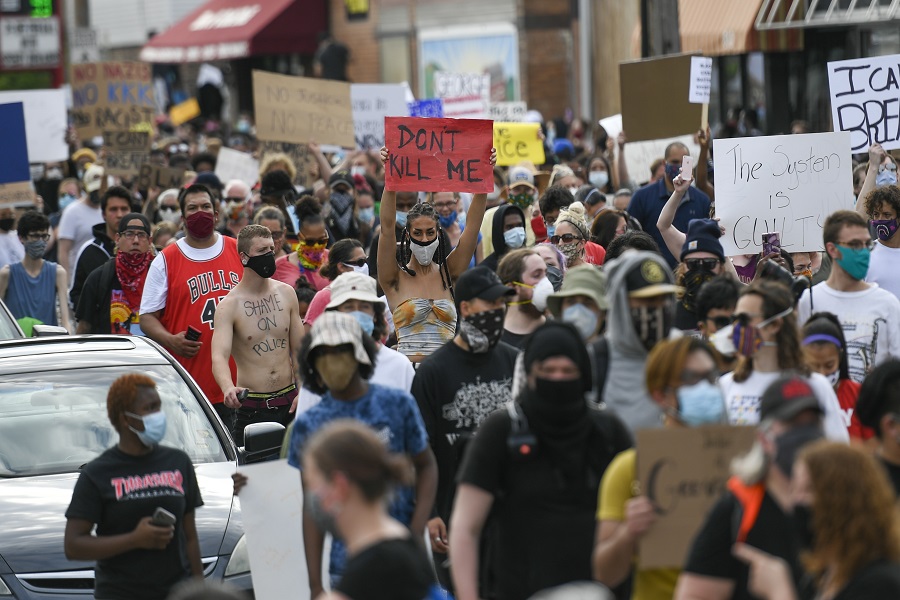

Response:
(139, 0), (326, 63)
(679, 0), (803, 56)
(756, 0), (900, 31)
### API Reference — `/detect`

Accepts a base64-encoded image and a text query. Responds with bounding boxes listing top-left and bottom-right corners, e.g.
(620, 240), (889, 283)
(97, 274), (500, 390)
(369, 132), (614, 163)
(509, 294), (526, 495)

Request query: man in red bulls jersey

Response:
(141, 184), (244, 426)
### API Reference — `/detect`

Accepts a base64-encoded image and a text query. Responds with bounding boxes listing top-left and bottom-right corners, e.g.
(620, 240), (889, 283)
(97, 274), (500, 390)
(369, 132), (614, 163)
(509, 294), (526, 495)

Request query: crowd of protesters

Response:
(15, 104), (900, 600)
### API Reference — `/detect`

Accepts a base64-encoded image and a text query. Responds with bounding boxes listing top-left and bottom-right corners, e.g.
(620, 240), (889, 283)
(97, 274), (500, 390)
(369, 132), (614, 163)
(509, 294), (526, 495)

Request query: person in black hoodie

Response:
(479, 204), (527, 272)
(69, 186), (132, 309)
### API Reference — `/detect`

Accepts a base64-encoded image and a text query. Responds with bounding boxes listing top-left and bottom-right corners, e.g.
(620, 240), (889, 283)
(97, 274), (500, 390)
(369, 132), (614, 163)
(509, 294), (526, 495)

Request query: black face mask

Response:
(630, 304), (673, 352)
(682, 270), (717, 313)
(530, 377), (586, 425)
(458, 307), (505, 353)
(774, 423), (824, 479)
(244, 251), (276, 278)
(0, 218), (14, 232)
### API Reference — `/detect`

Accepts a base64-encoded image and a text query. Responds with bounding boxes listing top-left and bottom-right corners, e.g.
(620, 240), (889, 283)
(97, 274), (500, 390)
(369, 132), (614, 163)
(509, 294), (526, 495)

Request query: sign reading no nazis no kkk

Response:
(70, 61), (154, 139)
(828, 53), (900, 151)
(253, 70), (355, 149)
(713, 132), (853, 255)
(384, 117), (493, 193)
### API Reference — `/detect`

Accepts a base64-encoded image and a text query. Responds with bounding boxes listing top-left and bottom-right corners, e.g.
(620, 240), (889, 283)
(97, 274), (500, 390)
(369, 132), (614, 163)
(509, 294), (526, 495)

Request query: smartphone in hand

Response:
(762, 232), (781, 257)
(151, 507), (176, 527)
(681, 155), (694, 181)
(185, 326), (202, 342)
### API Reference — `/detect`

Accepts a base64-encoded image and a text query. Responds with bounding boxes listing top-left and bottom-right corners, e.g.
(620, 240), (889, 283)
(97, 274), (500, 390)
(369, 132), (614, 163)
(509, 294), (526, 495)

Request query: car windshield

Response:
(0, 305), (21, 340)
(0, 364), (228, 477)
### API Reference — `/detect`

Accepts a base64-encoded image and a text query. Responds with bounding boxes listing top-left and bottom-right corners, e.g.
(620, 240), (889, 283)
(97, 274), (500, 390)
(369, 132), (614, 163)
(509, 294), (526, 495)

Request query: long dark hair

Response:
(591, 209), (628, 249)
(803, 312), (850, 381)
(397, 201), (453, 293)
(319, 239), (363, 281)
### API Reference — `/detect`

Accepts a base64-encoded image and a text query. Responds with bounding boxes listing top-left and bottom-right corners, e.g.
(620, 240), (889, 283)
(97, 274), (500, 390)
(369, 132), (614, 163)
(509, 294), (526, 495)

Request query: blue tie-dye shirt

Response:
(288, 383), (430, 579)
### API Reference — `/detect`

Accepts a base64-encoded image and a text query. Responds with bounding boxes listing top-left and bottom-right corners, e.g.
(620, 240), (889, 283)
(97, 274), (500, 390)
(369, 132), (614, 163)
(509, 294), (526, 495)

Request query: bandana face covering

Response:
(438, 211), (457, 229)
(682, 269), (717, 312)
(459, 307), (505, 353)
(297, 241), (327, 269)
(330, 192), (355, 235)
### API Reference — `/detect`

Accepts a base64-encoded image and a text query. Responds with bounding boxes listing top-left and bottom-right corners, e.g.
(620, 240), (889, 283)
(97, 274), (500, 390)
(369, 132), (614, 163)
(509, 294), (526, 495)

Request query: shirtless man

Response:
(212, 224), (303, 444)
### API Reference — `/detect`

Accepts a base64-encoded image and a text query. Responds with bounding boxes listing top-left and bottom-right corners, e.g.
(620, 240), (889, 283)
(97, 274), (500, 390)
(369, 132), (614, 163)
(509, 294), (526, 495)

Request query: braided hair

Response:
(397, 201), (454, 294)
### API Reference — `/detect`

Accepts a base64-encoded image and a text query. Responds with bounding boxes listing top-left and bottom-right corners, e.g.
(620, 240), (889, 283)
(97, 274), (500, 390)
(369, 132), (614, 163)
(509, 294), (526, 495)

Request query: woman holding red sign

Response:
(378, 146), (497, 363)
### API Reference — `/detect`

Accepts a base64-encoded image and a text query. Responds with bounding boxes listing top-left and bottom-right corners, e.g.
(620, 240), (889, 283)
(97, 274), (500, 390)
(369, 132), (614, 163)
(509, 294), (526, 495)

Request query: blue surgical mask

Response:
(589, 171), (609, 189)
(676, 380), (725, 426)
(59, 193), (78, 211)
(125, 410), (167, 447)
(358, 207), (374, 223)
(349, 310), (375, 336)
(438, 211), (457, 229)
(835, 245), (870, 281)
(545, 225), (556, 238)
(503, 226), (526, 249)
(876, 169), (897, 188)
(396, 211), (408, 228)
(562, 303), (599, 340)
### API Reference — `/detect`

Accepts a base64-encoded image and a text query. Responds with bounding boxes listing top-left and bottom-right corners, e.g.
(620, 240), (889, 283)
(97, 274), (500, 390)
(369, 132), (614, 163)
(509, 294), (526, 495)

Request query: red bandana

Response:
(115, 251), (152, 310)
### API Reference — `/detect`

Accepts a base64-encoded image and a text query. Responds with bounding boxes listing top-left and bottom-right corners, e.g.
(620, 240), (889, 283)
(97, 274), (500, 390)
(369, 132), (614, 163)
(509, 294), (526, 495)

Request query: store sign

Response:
(345, 0), (369, 21)
(189, 5), (260, 30)
(69, 27), (99, 64)
(0, 16), (60, 69)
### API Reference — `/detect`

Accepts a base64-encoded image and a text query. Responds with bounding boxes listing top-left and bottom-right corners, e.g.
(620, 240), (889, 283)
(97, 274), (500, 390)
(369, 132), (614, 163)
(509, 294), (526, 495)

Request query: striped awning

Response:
(755, 0), (900, 31)
(679, 0), (804, 56)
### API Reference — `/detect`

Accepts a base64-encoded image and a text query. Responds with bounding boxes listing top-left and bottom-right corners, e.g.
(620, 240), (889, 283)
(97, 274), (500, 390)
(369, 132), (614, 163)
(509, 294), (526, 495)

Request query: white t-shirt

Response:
(719, 370), (849, 441)
(0, 230), (24, 269)
(866, 241), (900, 300)
(57, 201), (101, 269)
(295, 345), (416, 415)
(140, 235), (226, 315)
(797, 282), (900, 382)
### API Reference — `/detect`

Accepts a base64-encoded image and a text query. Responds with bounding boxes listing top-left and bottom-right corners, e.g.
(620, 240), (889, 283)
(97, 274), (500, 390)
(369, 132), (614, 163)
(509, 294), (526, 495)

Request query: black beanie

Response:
(681, 218), (725, 262)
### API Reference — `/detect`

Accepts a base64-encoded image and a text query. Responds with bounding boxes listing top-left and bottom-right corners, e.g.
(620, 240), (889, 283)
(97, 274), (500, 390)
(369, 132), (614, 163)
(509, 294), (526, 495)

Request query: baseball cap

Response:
(760, 376), (824, 422)
(117, 212), (151, 234)
(194, 172), (223, 191)
(329, 170), (354, 190)
(625, 257), (682, 298)
(72, 148), (97, 163)
(306, 312), (372, 366)
(546, 265), (609, 317)
(83, 164), (105, 193)
(455, 266), (516, 303)
(326, 272), (381, 310)
(507, 166), (536, 190)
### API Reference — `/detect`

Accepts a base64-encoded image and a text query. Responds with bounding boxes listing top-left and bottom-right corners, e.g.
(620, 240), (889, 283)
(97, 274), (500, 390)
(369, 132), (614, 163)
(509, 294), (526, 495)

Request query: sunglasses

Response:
(709, 315), (735, 329)
(550, 233), (582, 244)
(681, 369), (719, 386)
(300, 238), (329, 246)
(684, 257), (721, 271)
(342, 258), (367, 268)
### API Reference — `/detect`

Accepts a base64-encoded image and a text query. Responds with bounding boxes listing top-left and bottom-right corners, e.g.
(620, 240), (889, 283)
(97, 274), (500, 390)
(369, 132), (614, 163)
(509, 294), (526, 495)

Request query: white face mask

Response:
(589, 171), (609, 189)
(824, 369), (840, 388)
(487, 183), (502, 201)
(567, 186), (580, 197)
(411, 237), (439, 266)
(531, 277), (553, 312)
(159, 207), (180, 223)
(344, 262), (370, 276)
(350, 166), (367, 178)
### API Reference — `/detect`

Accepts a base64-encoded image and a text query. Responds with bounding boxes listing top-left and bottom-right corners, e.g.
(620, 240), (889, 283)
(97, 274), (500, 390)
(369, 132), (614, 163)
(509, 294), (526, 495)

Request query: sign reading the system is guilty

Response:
(384, 116), (493, 193)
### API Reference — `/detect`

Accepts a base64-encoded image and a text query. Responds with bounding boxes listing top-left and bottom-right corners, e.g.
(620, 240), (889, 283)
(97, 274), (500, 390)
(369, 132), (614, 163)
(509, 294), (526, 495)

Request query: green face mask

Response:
(835, 245), (870, 281)
(509, 191), (534, 211)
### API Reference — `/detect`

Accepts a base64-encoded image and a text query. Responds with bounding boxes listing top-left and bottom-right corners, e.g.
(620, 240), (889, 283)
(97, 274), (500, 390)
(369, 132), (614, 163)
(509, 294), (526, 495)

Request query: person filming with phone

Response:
(65, 374), (204, 600)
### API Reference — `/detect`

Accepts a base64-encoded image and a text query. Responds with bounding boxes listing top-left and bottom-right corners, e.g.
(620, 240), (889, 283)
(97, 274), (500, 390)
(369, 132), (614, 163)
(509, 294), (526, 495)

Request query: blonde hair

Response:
(548, 164), (575, 187)
(259, 153), (297, 182)
(555, 201), (590, 239)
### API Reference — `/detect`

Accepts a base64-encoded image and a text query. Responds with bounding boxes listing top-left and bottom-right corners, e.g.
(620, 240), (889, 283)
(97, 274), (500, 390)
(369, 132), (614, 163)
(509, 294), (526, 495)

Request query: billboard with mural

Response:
(419, 24), (520, 103)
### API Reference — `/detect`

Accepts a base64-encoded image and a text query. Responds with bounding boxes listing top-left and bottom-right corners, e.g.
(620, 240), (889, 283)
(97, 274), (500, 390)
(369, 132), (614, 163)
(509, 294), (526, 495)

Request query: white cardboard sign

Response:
(350, 83), (409, 150)
(434, 72), (490, 119)
(214, 147), (260, 188)
(689, 57), (713, 104)
(0, 89), (68, 162)
(713, 132), (854, 255)
(827, 54), (900, 152)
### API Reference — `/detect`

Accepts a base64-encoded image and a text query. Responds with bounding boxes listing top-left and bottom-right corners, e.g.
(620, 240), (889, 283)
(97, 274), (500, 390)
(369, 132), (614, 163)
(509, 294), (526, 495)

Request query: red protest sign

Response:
(384, 117), (493, 193)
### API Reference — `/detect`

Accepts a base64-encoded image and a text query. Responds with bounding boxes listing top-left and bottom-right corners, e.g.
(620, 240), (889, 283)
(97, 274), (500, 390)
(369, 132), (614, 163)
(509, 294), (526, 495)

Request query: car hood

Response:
(0, 462), (238, 573)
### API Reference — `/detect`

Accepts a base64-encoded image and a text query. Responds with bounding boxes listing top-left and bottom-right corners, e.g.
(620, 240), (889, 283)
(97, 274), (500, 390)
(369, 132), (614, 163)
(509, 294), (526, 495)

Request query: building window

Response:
(380, 35), (411, 84)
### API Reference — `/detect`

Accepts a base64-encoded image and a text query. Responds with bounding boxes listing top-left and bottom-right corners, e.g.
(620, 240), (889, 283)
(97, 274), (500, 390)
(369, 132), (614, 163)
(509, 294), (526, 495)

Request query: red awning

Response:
(139, 0), (326, 63)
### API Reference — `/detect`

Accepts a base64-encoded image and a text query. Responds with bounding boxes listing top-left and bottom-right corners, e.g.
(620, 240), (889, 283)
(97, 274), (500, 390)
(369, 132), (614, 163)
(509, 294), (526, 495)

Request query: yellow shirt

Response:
(597, 448), (681, 600)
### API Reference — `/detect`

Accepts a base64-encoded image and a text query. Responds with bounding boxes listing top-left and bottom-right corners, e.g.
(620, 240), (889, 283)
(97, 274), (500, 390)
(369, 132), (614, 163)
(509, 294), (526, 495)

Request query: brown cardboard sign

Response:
(619, 54), (704, 143)
(0, 181), (33, 208)
(253, 70), (355, 148)
(636, 424), (757, 569)
(103, 130), (150, 177)
(137, 164), (186, 191)
(70, 61), (154, 139)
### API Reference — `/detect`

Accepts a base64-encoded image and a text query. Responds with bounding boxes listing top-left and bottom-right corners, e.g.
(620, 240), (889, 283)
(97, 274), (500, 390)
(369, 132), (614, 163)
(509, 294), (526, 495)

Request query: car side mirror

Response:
(242, 422), (285, 464)
(32, 325), (69, 337)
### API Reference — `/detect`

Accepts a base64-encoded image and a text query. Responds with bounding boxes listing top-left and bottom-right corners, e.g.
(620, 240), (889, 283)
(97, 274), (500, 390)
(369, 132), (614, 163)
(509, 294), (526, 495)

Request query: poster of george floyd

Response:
(383, 117), (493, 193)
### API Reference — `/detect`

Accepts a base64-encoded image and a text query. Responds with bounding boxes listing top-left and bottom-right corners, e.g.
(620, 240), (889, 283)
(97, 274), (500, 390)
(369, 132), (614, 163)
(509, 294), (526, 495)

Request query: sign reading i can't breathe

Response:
(384, 117), (493, 193)
(828, 54), (900, 151)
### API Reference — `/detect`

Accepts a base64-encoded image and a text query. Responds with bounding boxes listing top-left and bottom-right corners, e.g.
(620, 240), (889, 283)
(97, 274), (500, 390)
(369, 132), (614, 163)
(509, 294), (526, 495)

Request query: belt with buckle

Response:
(240, 383), (298, 409)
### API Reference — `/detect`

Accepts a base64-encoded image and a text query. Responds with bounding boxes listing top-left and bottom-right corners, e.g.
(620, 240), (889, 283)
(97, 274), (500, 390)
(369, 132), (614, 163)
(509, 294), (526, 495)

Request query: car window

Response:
(0, 364), (228, 477)
(0, 304), (22, 340)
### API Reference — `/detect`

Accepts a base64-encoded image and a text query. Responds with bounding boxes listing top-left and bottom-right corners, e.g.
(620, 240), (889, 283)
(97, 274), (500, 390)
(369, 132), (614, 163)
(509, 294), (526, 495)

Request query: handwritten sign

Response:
(490, 101), (527, 122)
(103, 130), (149, 178)
(236, 459), (309, 600)
(434, 72), (490, 119)
(624, 134), (700, 187)
(827, 54), (900, 151)
(689, 57), (713, 104)
(620, 54), (702, 142)
(70, 61), (154, 139)
(169, 97), (200, 126)
(714, 132), (853, 255)
(137, 164), (186, 191)
(351, 83), (409, 150)
(409, 99), (444, 118)
(0, 102), (33, 207)
(384, 117), (493, 193)
(258, 141), (316, 190)
(253, 70), (354, 148)
(0, 89), (67, 162)
(637, 425), (757, 569)
(493, 122), (545, 166)
(215, 147), (260, 188)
